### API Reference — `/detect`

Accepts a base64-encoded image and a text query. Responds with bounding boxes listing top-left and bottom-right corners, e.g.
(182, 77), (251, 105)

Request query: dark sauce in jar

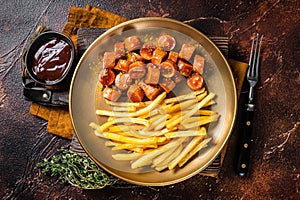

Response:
(32, 38), (72, 83)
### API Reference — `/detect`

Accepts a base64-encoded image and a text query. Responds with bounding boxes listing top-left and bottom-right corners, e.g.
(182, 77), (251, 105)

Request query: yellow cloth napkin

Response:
(29, 4), (247, 143)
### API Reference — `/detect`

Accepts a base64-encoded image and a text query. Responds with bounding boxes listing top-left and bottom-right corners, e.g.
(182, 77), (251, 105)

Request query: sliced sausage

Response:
(193, 54), (204, 74)
(179, 44), (195, 61)
(128, 61), (146, 79)
(102, 87), (122, 102)
(139, 81), (161, 100)
(145, 65), (160, 85)
(160, 59), (177, 78)
(140, 43), (156, 60)
(168, 51), (179, 63)
(127, 52), (145, 63)
(99, 69), (115, 86)
(124, 36), (141, 52)
(114, 59), (131, 72)
(156, 34), (176, 51)
(151, 48), (167, 65)
(187, 73), (204, 91)
(114, 42), (125, 59)
(159, 78), (176, 93)
(115, 73), (132, 90)
(177, 59), (193, 77)
(172, 71), (183, 83)
(103, 52), (116, 69)
(127, 84), (145, 102)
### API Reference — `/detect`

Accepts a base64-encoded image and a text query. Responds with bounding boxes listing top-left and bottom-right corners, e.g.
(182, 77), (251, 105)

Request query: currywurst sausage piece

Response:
(156, 34), (176, 51)
(160, 59), (177, 78)
(124, 36), (141, 52)
(168, 51), (179, 63)
(115, 73), (132, 90)
(177, 59), (193, 77)
(114, 59), (131, 72)
(187, 73), (204, 90)
(114, 42), (125, 59)
(159, 78), (176, 93)
(193, 54), (205, 75)
(127, 84), (145, 102)
(145, 64), (160, 85)
(151, 48), (167, 66)
(102, 87), (122, 102)
(99, 69), (115, 86)
(103, 52), (116, 69)
(139, 81), (161, 101)
(128, 61), (146, 79)
(179, 43), (195, 61)
(140, 43), (156, 60)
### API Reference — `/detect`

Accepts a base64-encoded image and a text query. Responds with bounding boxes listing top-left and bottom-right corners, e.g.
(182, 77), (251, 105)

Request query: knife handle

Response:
(236, 105), (254, 176)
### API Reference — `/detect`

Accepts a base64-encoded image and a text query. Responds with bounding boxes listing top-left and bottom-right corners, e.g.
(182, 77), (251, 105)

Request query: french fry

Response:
(182, 115), (220, 129)
(164, 88), (205, 104)
(178, 138), (212, 167)
(111, 143), (157, 151)
(101, 132), (158, 145)
(164, 98), (197, 114)
(164, 127), (206, 139)
(112, 106), (137, 112)
(108, 125), (144, 133)
(100, 117), (149, 131)
(166, 93), (215, 130)
(112, 152), (143, 161)
(152, 144), (180, 166)
(131, 137), (186, 169)
(168, 136), (203, 170)
(199, 109), (217, 116)
(105, 99), (150, 107)
(129, 92), (167, 117)
(154, 145), (183, 171)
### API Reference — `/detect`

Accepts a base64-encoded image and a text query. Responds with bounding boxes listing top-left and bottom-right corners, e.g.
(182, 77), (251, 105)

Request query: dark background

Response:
(0, 0), (299, 199)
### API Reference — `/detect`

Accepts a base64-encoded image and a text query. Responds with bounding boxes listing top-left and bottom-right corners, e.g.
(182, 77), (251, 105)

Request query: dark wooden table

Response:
(1, 0), (299, 199)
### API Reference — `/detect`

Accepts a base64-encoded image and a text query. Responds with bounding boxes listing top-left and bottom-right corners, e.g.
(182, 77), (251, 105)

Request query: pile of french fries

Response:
(89, 87), (220, 171)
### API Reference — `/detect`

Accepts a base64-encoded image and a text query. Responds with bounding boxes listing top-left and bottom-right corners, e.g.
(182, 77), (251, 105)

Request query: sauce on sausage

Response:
(32, 38), (72, 82)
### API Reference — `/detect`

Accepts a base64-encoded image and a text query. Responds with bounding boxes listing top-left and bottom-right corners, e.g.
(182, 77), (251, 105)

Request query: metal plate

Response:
(69, 17), (237, 186)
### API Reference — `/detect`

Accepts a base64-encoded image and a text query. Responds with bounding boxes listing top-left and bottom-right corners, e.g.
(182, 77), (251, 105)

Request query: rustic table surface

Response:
(0, 0), (299, 199)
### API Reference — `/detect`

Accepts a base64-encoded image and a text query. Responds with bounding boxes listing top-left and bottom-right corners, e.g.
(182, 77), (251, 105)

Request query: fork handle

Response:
(236, 104), (254, 176)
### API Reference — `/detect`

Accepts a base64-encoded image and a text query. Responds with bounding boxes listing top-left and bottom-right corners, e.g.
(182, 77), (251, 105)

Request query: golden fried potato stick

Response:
(182, 115), (220, 129)
(178, 138), (212, 167)
(105, 99), (150, 107)
(166, 93), (215, 130)
(100, 132), (158, 145)
(199, 109), (217, 116)
(164, 127), (206, 138)
(164, 98), (198, 114)
(152, 144), (179, 166)
(108, 125), (144, 133)
(130, 92), (166, 117)
(99, 117), (149, 131)
(112, 152), (143, 161)
(168, 136), (203, 170)
(154, 145), (183, 171)
(164, 88), (205, 104)
(112, 106), (137, 112)
(131, 137), (186, 169)
(96, 92), (166, 118)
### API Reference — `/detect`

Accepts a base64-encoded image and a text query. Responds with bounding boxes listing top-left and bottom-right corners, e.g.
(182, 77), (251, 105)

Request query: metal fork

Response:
(236, 34), (263, 176)
(247, 34), (264, 105)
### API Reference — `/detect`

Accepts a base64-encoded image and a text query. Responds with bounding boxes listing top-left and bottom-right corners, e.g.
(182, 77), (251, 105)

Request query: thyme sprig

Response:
(37, 148), (134, 189)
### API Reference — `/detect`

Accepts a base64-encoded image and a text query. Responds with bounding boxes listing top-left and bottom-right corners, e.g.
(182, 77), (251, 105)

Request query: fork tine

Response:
(247, 34), (263, 78)
(247, 36), (256, 78)
(255, 35), (264, 78)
